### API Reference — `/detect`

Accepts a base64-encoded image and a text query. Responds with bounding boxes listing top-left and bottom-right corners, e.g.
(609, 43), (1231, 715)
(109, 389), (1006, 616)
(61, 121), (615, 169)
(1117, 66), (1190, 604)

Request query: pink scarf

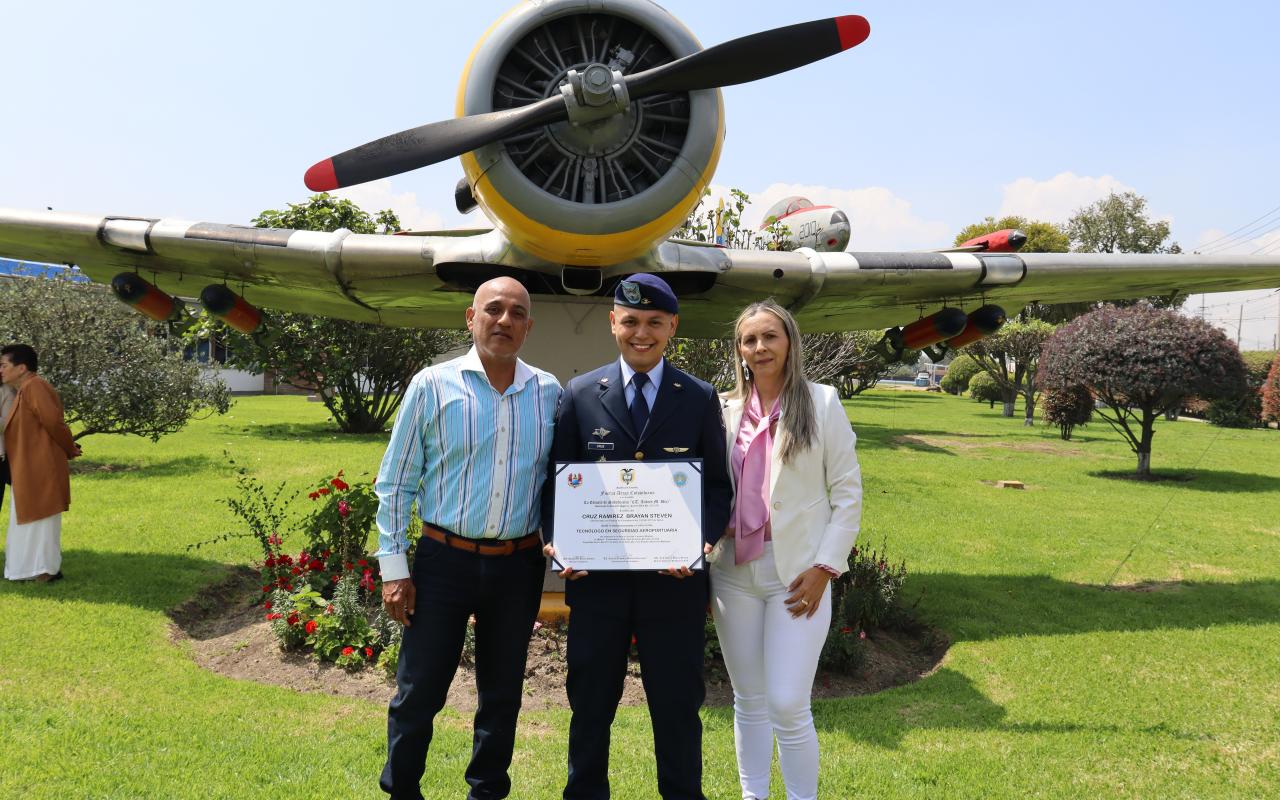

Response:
(732, 388), (780, 565)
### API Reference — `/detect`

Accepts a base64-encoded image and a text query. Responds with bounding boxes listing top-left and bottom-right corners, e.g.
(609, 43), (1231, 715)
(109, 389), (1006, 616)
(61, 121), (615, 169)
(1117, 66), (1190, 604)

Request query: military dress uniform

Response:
(542, 274), (732, 800)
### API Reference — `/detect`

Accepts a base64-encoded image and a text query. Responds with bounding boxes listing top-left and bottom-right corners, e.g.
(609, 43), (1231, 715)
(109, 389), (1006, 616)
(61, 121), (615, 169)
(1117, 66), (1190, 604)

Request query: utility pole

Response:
(1236, 305), (1243, 348)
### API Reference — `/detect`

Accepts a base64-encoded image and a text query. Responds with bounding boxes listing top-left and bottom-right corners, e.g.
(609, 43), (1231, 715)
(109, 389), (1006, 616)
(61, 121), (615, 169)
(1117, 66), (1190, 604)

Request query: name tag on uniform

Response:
(587, 441), (615, 451)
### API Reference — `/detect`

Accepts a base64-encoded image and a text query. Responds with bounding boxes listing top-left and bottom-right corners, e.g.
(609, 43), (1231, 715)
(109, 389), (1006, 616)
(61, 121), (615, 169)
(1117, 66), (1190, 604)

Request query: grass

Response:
(1, 390), (1277, 798)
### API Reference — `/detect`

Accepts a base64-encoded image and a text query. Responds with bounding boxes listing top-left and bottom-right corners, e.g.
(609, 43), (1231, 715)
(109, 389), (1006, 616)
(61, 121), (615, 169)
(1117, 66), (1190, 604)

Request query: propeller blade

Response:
(627, 15), (869, 98)
(303, 15), (869, 190)
(304, 96), (567, 191)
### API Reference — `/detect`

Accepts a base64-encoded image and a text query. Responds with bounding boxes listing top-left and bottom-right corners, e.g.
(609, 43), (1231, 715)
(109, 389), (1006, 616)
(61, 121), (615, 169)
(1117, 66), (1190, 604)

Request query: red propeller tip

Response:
(835, 15), (871, 51)
(304, 159), (338, 192)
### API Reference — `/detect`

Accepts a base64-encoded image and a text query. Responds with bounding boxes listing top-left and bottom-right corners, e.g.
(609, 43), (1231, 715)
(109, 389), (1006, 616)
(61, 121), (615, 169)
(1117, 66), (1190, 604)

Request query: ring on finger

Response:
(800, 598), (809, 607)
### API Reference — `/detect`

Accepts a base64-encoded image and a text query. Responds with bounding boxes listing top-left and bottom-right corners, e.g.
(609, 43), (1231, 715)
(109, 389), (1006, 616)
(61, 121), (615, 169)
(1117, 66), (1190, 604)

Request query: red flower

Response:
(341, 646), (355, 657)
(263, 601), (273, 610)
(318, 487), (330, 495)
(840, 626), (852, 634)
(262, 584), (271, 593)
(321, 549), (331, 558)
(337, 500), (350, 518)
(343, 562), (354, 572)
(364, 646), (374, 658)
(331, 477), (350, 491)
(331, 574), (340, 583)
(290, 567), (302, 576)
(285, 583), (294, 591)
(305, 620), (318, 634)
(308, 559), (324, 571)
(287, 613), (299, 626)
(308, 491), (320, 500)
(325, 604), (334, 614)
(357, 559), (368, 567)
(264, 556), (275, 568)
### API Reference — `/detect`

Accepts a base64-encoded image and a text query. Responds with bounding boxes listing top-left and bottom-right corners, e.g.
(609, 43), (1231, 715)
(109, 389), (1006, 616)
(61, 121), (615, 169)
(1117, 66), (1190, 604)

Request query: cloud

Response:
(332, 179), (446, 232)
(708, 181), (952, 251)
(996, 172), (1136, 223)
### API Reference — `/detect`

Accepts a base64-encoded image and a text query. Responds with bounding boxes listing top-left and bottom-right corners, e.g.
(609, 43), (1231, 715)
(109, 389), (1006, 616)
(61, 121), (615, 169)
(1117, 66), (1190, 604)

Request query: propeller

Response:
(304, 15), (869, 192)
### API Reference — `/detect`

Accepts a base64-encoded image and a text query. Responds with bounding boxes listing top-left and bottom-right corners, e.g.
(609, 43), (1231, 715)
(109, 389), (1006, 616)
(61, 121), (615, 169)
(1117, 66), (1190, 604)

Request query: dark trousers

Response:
(563, 576), (708, 800)
(380, 535), (545, 800)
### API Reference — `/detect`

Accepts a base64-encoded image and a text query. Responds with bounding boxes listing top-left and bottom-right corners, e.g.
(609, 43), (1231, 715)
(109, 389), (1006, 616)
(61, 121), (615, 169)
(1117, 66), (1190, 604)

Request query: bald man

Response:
(374, 277), (562, 800)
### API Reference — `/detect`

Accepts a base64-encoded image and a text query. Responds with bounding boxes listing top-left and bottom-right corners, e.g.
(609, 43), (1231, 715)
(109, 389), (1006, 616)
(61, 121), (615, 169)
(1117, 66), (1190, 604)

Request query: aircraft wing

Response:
(3, 208), (1279, 337)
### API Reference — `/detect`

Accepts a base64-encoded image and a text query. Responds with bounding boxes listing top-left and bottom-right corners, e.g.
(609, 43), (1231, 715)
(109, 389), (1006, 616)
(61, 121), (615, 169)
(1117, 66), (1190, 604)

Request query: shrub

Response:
(940, 354), (980, 395)
(820, 541), (909, 672)
(1042, 384), (1094, 440)
(1264, 353), (1280, 424)
(1207, 351), (1276, 429)
(968, 370), (1003, 407)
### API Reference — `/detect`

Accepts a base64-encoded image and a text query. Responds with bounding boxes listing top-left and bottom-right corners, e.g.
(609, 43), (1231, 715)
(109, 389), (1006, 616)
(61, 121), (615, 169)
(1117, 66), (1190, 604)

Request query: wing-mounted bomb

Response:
(304, 2), (870, 267)
(110, 272), (184, 322)
(199, 285), (265, 335)
(875, 305), (1009, 363)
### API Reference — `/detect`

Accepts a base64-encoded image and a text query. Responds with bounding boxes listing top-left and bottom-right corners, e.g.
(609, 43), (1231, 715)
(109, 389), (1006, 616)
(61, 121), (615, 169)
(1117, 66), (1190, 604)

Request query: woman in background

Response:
(712, 300), (862, 800)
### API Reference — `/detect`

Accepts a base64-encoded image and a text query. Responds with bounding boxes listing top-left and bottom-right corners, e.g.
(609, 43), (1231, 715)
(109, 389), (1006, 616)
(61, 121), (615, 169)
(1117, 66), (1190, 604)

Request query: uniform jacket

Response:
(717, 381), (862, 586)
(4, 375), (77, 524)
(542, 358), (733, 616)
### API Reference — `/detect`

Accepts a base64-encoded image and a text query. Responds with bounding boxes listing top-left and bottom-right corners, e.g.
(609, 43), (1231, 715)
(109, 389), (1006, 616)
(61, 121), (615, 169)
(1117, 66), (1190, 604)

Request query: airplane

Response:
(2, 0), (1279, 382)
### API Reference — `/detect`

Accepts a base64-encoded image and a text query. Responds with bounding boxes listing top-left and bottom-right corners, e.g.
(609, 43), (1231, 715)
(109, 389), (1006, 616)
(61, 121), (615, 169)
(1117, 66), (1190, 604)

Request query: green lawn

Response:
(2, 391), (1277, 799)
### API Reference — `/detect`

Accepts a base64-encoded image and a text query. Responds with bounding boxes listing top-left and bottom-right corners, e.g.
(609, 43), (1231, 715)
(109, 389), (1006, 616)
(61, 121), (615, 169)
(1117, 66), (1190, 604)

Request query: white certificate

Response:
(551, 460), (704, 571)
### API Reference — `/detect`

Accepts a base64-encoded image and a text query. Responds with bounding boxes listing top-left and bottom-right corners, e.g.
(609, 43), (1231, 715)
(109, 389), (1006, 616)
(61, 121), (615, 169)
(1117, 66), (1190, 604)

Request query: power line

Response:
(1194, 202), (1280, 250)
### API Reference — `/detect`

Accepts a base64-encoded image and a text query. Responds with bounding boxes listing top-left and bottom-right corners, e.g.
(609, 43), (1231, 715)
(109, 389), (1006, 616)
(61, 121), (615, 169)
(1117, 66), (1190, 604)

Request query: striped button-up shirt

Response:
(374, 347), (561, 581)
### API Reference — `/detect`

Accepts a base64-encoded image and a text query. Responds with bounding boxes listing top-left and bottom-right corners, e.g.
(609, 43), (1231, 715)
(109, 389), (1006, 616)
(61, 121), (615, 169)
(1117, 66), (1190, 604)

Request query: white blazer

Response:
(716, 381), (862, 586)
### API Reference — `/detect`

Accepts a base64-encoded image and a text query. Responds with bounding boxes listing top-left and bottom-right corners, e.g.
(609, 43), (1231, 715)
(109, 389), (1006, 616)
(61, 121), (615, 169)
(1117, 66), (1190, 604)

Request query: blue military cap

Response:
(614, 273), (678, 315)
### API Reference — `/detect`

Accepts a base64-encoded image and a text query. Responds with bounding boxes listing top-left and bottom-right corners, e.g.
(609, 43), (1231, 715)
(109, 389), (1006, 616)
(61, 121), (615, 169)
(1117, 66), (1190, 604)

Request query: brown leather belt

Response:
(421, 524), (541, 557)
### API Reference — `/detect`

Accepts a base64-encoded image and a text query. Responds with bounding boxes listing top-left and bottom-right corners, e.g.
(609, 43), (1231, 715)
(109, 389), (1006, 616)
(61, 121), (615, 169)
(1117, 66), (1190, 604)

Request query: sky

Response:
(3, 0), (1278, 349)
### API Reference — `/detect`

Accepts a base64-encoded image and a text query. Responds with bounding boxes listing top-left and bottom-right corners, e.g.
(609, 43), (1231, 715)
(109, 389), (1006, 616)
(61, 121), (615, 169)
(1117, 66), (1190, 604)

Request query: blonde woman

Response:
(712, 300), (862, 800)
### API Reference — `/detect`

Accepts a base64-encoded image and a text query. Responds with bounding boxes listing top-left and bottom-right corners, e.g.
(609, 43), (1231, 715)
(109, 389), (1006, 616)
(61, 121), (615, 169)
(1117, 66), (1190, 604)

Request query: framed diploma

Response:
(550, 460), (704, 571)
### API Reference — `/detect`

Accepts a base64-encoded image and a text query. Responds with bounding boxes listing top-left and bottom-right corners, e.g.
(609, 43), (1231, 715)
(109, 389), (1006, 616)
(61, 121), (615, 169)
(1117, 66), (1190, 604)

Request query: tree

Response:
(803, 331), (917, 398)
(1263, 353), (1280, 425)
(1039, 304), (1247, 477)
(1041, 384), (1094, 441)
(666, 337), (735, 392)
(939, 354), (980, 395)
(210, 194), (468, 434)
(0, 273), (230, 441)
(1067, 191), (1178, 255)
(953, 215), (1069, 253)
(1067, 191), (1184, 310)
(964, 319), (1057, 424)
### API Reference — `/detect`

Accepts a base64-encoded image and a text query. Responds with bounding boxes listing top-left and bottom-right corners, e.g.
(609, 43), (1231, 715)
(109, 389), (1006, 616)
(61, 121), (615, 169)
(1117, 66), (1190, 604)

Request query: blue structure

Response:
(0, 258), (91, 282)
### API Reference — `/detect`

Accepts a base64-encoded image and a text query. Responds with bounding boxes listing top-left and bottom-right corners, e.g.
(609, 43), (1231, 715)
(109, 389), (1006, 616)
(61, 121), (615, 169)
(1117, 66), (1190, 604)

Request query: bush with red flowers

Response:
(206, 467), (407, 671)
(301, 471), (379, 575)
(819, 541), (909, 672)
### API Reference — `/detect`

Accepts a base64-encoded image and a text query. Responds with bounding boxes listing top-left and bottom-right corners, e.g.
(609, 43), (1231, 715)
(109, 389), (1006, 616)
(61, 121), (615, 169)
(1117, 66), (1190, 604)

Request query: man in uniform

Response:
(375, 277), (561, 800)
(542, 273), (732, 800)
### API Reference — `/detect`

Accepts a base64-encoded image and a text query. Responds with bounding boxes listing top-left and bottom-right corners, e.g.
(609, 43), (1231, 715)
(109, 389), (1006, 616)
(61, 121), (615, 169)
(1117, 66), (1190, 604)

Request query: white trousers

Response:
(3, 499), (62, 580)
(711, 541), (831, 800)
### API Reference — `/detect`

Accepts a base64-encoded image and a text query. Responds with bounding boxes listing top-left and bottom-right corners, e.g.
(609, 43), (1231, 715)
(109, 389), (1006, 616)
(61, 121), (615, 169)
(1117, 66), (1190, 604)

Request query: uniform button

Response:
(772, 501), (781, 510)
(635, 451), (644, 460)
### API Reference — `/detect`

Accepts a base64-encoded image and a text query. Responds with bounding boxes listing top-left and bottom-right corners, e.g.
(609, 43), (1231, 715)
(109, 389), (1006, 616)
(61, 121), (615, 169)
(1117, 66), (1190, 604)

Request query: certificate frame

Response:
(550, 459), (705, 572)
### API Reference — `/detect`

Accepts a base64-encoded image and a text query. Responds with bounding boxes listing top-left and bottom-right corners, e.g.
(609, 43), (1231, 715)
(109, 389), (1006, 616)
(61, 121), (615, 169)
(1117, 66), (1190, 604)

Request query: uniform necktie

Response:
(630, 371), (650, 437)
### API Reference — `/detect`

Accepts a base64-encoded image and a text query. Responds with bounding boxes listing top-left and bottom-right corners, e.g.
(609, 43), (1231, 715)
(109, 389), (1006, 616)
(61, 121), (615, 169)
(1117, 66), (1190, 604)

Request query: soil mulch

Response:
(169, 567), (949, 712)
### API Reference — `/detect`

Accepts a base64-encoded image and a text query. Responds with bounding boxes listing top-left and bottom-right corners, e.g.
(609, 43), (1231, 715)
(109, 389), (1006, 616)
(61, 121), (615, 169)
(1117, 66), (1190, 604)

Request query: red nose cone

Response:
(836, 16), (871, 50)
(304, 159), (338, 192)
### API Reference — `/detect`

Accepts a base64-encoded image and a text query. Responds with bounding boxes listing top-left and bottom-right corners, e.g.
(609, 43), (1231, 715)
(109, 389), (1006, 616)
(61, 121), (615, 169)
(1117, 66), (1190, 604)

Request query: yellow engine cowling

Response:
(457, 0), (725, 266)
